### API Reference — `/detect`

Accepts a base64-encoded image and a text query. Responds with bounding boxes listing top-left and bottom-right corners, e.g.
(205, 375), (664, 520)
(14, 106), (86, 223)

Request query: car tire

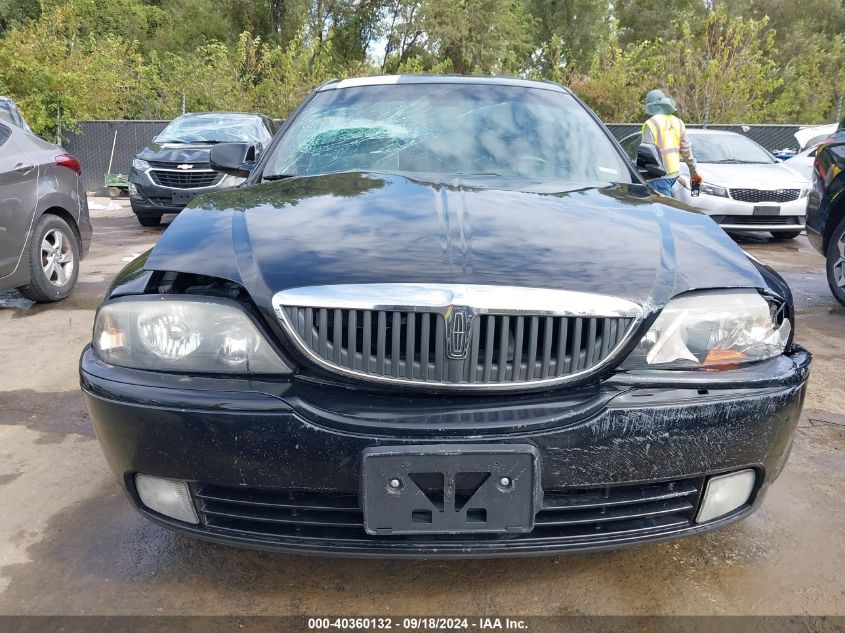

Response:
(17, 214), (81, 303)
(826, 216), (845, 306)
(771, 230), (802, 240)
(136, 213), (162, 227)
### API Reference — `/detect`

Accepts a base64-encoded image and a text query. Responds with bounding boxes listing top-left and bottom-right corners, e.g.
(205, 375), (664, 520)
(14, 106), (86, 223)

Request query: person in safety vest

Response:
(642, 89), (701, 197)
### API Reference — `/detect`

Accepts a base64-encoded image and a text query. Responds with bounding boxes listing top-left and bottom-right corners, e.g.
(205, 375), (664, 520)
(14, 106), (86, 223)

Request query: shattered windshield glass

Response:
(156, 113), (270, 144)
(263, 83), (632, 183)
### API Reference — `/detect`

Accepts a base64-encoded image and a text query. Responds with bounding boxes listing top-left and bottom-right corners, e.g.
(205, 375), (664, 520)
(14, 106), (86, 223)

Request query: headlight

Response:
(132, 158), (151, 171)
(93, 298), (292, 374)
(701, 182), (728, 198)
(621, 290), (791, 370)
(799, 184), (812, 198)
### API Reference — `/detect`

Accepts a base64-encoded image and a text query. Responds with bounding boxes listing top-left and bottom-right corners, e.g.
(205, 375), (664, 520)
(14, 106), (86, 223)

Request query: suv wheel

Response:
(18, 214), (81, 302)
(827, 216), (845, 306)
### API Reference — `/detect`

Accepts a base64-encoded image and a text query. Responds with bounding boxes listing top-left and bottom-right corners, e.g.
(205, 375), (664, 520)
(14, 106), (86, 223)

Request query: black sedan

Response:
(82, 76), (810, 557)
(128, 112), (277, 227)
(806, 125), (845, 305)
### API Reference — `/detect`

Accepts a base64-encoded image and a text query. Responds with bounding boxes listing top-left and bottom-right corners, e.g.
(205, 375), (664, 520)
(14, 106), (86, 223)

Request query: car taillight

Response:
(55, 154), (82, 175)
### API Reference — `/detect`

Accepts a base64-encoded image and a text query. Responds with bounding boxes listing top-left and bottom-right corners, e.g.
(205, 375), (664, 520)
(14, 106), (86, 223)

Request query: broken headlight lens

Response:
(621, 290), (791, 370)
(93, 298), (291, 374)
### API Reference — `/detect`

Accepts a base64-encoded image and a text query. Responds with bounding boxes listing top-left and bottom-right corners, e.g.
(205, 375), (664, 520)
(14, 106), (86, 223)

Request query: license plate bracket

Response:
(361, 444), (539, 535)
(753, 205), (781, 215)
(171, 191), (198, 205)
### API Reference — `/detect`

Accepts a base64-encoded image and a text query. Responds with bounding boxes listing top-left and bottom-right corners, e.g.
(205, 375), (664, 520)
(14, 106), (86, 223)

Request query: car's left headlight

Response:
(799, 184), (812, 198)
(700, 182), (728, 198)
(621, 289), (791, 370)
(93, 298), (292, 374)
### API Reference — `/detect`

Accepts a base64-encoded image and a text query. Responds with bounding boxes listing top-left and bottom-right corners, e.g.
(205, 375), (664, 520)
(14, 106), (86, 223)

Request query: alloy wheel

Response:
(834, 231), (845, 289)
(41, 228), (74, 287)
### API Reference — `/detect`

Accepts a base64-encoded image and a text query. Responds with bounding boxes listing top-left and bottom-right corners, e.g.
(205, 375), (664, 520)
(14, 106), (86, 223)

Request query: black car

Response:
(128, 112), (277, 227)
(806, 126), (845, 305)
(82, 76), (810, 557)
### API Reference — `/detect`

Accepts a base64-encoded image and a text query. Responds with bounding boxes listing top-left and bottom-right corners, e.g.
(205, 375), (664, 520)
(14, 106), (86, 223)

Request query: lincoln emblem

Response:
(445, 306), (474, 359)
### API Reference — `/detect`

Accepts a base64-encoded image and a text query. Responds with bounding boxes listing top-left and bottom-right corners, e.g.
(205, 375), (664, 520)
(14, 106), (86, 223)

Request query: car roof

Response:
(318, 75), (570, 93)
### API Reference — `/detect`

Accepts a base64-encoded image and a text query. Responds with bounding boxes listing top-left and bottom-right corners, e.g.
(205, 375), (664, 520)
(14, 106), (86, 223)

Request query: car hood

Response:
(144, 172), (766, 310)
(136, 141), (216, 164)
(680, 162), (809, 187)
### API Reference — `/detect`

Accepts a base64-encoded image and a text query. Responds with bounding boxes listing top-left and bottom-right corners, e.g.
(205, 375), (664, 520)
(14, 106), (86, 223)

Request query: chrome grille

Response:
(150, 169), (222, 189)
(729, 188), (800, 203)
(273, 284), (641, 389)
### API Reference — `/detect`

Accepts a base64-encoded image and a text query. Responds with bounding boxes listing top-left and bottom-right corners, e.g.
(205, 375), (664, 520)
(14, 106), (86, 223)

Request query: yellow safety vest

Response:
(642, 114), (683, 175)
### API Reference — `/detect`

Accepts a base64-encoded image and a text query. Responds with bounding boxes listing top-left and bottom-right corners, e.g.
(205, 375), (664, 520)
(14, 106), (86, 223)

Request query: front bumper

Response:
(673, 187), (808, 232)
(80, 345), (810, 557)
(128, 167), (241, 216)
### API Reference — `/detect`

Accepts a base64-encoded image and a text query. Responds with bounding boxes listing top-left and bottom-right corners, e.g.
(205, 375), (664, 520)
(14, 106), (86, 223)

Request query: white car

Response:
(622, 129), (811, 239)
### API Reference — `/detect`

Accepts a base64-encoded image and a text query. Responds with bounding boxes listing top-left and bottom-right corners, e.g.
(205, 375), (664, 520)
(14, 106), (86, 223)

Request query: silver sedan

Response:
(622, 129), (811, 239)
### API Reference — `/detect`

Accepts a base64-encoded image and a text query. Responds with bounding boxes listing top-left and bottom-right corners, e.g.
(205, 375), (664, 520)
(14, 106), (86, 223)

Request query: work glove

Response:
(691, 173), (703, 185)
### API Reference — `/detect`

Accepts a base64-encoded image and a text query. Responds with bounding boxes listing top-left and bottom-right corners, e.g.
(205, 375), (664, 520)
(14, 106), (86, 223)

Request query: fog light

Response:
(696, 469), (756, 523)
(135, 474), (198, 524)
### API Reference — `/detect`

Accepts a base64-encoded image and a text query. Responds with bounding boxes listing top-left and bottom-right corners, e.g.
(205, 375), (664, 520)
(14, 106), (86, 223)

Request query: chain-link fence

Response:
(64, 120), (169, 191)
(66, 120), (808, 193)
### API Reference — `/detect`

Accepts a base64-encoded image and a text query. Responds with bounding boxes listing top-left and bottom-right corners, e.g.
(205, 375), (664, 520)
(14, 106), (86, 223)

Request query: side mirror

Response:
(209, 143), (257, 178)
(636, 143), (667, 179)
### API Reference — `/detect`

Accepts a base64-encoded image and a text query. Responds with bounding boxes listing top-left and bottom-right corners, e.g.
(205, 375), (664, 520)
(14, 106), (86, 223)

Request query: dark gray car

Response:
(0, 122), (91, 301)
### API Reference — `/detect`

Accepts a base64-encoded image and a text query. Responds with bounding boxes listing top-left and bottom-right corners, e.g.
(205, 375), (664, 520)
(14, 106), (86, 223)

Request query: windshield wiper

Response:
(263, 173), (297, 181)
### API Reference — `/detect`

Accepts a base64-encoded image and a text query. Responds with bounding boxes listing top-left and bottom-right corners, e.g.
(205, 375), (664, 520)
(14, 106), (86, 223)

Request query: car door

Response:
(0, 124), (39, 278)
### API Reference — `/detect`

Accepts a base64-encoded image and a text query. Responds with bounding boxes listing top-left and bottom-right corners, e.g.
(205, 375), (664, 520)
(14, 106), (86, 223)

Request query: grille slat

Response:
(377, 311), (387, 374)
(406, 312), (416, 380)
(149, 169), (222, 189)
(194, 478), (702, 545)
(482, 315), (496, 382)
(512, 316), (525, 382)
(497, 316), (509, 382)
(730, 188), (800, 203)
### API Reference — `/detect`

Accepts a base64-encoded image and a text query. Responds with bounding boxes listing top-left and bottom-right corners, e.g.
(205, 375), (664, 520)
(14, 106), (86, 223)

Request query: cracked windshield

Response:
(263, 83), (632, 183)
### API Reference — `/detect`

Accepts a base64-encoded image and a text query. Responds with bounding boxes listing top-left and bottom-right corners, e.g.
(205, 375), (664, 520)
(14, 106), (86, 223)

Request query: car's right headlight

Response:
(701, 182), (728, 198)
(132, 158), (151, 171)
(621, 289), (791, 370)
(93, 297), (291, 374)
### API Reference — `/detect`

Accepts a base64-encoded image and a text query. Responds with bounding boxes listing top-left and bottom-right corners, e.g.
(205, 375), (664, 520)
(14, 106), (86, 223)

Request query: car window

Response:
(620, 133), (641, 161)
(263, 84), (632, 184)
(0, 123), (9, 147)
(687, 133), (775, 164)
(155, 114), (272, 145)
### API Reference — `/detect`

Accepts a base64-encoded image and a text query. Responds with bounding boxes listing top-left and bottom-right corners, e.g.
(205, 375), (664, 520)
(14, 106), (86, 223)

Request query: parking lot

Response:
(0, 198), (843, 616)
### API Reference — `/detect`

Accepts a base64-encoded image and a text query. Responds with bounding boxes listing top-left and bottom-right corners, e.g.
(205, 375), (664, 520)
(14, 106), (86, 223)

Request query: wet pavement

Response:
(0, 199), (843, 616)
